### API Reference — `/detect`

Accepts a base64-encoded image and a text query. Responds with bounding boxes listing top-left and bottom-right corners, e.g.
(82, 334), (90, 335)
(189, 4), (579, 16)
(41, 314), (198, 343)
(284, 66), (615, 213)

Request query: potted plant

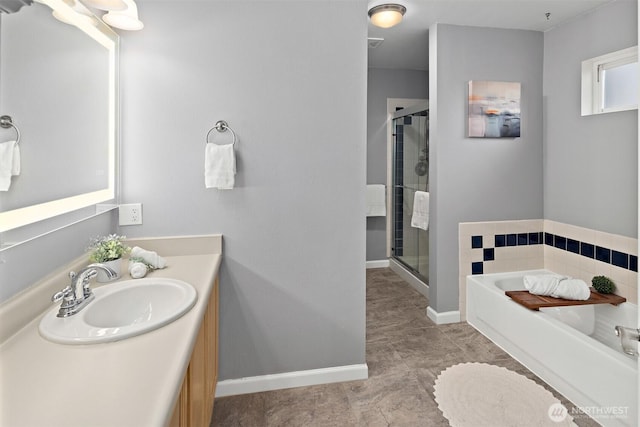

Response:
(88, 234), (130, 281)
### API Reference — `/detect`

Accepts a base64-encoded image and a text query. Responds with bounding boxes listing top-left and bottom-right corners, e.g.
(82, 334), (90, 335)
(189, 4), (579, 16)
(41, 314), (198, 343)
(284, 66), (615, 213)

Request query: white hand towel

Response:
(410, 191), (429, 230)
(130, 246), (167, 269)
(205, 143), (236, 190)
(523, 274), (590, 301)
(0, 141), (20, 191)
(128, 261), (148, 279)
(366, 184), (386, 217)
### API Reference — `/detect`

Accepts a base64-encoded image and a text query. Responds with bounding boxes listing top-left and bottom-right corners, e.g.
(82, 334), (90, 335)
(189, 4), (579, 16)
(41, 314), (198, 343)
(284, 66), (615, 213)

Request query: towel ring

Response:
(206, 120), (236, 146)
(0, 115), (20, 145)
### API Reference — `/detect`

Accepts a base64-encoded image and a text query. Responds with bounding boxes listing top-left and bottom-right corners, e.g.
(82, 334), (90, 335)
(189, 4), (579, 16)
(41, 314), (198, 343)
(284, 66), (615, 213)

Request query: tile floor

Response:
(211, 268), (600, 426)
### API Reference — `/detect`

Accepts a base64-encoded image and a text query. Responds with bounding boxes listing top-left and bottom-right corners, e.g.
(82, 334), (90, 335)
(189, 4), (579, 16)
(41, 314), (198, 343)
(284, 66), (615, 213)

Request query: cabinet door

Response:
(189, 320), (208, 426)
(169, 379), (190, 427)
(169, 277), (219, 427)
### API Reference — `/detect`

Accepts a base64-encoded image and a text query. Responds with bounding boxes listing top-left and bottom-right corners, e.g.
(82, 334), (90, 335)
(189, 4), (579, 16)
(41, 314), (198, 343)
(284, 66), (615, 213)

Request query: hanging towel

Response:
(411, 191), (429, 230)
(523, 274), (591, 301)
(0, 140), (20, 191)
(205, 143), (236, 190)
(366, 184), (386, 217)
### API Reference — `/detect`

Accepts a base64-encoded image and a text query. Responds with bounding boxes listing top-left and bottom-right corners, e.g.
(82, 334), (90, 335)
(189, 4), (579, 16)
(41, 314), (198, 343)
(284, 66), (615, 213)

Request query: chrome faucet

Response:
(614, 326), (640, 356)
(51, 263), (118, 318)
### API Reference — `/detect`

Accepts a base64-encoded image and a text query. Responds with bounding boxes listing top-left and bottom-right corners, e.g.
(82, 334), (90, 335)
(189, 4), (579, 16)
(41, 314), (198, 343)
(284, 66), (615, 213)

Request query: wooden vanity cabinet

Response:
(170, 278), (219, 427)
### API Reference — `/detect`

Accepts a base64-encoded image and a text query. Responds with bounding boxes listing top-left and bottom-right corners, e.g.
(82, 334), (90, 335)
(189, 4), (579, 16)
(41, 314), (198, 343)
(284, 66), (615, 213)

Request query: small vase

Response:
(97, 258), (122, 282)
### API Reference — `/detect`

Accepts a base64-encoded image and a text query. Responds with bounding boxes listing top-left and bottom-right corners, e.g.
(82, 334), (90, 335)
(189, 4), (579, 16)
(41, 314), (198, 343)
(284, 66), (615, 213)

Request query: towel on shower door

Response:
(366, 184), (386, 217)
(410, 191), (429, 230)
(523, 274), (591, 301)
(205, 143), (236, 189)
(0, 140), (20, 191)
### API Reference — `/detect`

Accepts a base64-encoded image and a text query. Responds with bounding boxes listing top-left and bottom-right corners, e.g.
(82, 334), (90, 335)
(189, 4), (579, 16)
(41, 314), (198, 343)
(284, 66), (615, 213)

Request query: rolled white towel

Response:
(130, 246), (167, 269)
(523, 274), (566, 295)
(552, 279), (591, 301)
(523, 274), (590, 301)
(129, 261), (148, 279)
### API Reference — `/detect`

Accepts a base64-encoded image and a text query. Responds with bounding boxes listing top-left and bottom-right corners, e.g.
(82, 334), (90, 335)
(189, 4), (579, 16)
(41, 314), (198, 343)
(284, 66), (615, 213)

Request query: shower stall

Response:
(390, 104), (429, 287)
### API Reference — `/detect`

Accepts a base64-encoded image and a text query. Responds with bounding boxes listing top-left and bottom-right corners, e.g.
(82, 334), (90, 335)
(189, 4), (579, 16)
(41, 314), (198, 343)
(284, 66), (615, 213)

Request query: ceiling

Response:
(367, 0), (614, 70)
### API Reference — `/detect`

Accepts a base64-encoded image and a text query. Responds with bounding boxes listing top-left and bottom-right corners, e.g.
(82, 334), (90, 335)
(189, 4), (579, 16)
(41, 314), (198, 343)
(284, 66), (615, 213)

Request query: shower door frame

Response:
(388, 101), (429, 285)
(385, 99), (428, 258)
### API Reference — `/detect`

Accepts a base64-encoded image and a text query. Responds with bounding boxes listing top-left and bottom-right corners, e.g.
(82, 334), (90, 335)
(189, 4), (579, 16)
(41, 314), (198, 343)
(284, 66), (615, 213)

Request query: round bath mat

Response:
(434, 363), (577, 427)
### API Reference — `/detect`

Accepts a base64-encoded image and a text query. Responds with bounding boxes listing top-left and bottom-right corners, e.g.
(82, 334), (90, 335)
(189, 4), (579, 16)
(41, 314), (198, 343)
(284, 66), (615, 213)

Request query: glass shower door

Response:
(392, 107), (429, 283)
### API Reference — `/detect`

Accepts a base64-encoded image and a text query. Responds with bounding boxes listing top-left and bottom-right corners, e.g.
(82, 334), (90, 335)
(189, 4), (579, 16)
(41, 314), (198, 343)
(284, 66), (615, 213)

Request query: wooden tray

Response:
(505, 289), (626, 311)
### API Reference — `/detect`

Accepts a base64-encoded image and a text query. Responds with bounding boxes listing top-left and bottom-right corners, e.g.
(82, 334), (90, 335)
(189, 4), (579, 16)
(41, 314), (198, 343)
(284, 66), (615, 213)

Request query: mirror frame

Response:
(0, 0), (118, 233)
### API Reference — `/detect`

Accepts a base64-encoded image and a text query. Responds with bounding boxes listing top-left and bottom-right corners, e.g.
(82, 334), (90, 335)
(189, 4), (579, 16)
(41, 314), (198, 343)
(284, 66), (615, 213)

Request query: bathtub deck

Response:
(505, 289), (626, 310)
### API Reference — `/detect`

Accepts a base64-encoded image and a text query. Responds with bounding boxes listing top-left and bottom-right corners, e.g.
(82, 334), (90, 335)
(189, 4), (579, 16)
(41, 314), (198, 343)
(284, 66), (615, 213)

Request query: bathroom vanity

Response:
(0, 235), (221, 427)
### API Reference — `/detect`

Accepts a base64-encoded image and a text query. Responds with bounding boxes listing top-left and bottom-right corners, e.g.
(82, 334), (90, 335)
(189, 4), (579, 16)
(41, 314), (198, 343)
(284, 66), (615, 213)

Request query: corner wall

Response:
(429, 24), (544, 313)
(543, 0), (638, 238)
(121, 1), (367, 382)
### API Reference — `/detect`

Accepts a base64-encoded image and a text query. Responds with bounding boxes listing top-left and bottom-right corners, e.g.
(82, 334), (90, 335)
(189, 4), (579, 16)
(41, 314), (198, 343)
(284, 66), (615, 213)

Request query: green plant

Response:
(88, 234), (130, 263)
(592, 275), (616, 294)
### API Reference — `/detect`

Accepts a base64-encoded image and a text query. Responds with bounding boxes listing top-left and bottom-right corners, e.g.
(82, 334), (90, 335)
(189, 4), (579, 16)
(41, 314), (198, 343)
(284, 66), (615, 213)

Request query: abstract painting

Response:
(468, 81), (521, 138)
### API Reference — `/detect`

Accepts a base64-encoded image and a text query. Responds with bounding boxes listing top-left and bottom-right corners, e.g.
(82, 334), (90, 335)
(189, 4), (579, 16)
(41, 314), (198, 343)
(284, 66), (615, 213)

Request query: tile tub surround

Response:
(0, 235), (221, 427)
(459, 220), (639, 320)
(212, 268), (598, 427)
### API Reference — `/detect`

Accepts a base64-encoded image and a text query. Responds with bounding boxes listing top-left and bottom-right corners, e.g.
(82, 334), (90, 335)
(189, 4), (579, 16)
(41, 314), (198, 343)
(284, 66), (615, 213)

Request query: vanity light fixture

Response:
(368, 3), (406, 28)
(81, 0), (126, 11)
(52, 0), (96, 26)
(102, 0), (143, 30)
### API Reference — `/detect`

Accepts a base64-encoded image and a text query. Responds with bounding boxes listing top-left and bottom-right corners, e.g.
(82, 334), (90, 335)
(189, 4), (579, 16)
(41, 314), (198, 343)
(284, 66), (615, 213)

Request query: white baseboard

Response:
(366, 259), (390, 269)
(426, 306), (461, 324)
(215, 363), (369, 397)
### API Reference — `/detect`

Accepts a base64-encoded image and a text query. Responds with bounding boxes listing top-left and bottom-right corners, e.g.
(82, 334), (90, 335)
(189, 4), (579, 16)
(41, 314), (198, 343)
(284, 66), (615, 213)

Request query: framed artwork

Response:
(468, 81), (521, 138)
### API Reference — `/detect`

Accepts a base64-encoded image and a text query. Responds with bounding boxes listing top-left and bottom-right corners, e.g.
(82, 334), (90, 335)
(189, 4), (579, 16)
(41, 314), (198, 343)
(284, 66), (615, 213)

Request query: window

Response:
(581, 46), (638, 116)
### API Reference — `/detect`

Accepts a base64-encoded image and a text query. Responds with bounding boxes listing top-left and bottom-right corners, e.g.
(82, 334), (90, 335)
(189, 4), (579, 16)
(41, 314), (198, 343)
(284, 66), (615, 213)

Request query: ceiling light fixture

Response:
(368, 3), (406, 29)
(102, 0), (143, 30)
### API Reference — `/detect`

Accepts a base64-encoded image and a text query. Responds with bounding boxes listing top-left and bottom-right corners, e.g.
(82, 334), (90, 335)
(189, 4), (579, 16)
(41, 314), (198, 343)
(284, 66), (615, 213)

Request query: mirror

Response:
(0, 0), (117, 238)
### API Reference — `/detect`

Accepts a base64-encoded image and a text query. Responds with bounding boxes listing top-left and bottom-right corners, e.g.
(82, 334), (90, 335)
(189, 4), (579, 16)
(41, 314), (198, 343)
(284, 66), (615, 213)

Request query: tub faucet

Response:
(614, 326), (640, 356)
(51, 263), (118, 318)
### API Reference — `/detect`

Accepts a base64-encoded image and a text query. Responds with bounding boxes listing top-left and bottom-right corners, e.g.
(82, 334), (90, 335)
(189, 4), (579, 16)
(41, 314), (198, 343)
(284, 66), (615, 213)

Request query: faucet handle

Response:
(52, 286), (73, 303)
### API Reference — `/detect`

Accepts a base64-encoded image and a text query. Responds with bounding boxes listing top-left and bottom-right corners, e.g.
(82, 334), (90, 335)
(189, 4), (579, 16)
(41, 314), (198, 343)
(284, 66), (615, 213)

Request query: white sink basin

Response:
(39, 278), (197, 345)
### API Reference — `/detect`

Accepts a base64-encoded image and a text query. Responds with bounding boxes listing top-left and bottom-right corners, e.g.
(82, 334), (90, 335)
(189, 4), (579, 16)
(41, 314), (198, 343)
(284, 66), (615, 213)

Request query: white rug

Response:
(434, 363), (577, 427)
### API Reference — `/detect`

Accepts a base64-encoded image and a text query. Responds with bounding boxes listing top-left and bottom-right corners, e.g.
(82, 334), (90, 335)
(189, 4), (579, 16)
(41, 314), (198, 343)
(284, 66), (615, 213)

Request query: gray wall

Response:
(543, 0), (638, 238)
(429, 24), (544, 312)
(366, 68), (428, 261)
(121, 1), (367, 380)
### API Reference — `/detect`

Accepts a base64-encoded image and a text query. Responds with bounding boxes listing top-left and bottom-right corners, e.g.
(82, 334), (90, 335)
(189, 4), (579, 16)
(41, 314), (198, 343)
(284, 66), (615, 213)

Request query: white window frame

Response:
(581, 45), (638, 116)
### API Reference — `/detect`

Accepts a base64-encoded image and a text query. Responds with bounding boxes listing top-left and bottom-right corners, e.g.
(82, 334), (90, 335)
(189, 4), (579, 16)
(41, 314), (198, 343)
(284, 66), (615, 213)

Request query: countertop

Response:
(0, 235), (221, 427)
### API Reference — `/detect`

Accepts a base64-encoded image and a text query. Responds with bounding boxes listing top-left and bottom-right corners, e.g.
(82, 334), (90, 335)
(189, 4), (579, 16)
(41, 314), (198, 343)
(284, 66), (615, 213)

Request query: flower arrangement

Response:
(88, 234), (131, 263)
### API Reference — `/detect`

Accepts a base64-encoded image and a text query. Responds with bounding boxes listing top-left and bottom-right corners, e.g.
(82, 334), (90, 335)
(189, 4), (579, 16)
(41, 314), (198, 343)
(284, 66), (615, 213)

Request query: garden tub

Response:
(467, 269), (638, 427)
